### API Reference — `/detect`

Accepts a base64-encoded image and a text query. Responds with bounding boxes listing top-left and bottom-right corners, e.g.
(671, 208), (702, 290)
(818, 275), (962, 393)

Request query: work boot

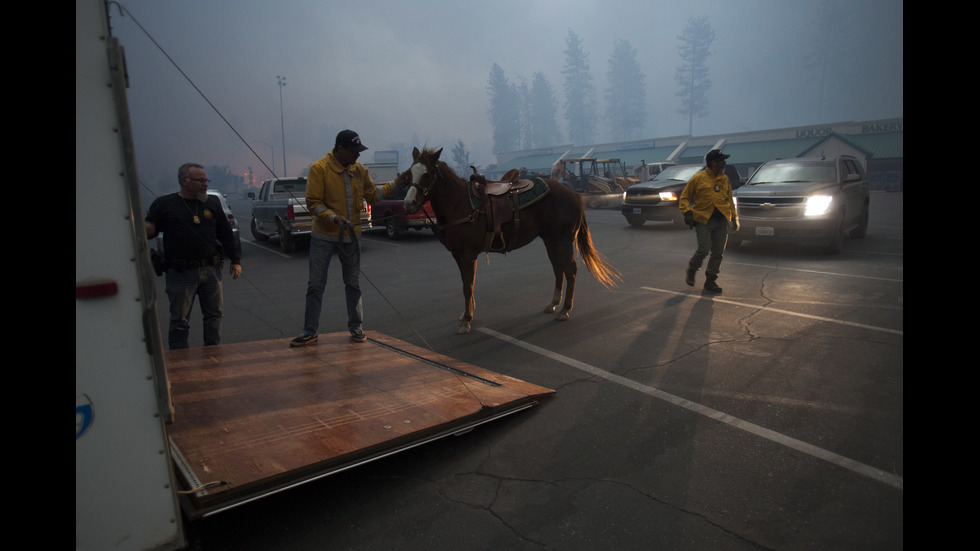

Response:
(685, 267), (696, 287)
(703, 275), (722, 293)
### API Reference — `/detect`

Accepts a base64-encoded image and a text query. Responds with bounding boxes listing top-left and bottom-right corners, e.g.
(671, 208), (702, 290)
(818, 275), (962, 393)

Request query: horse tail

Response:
(576, 216), (621, 289)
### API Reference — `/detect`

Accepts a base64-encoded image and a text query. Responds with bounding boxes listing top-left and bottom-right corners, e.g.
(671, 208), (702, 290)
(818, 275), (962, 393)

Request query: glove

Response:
(731, 217), (740, 232)
(683, 211), (694, 229)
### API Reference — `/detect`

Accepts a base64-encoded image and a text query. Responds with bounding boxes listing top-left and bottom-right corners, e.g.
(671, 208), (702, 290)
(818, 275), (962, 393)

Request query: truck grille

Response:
(624, 188), (662, 205)
(737, 197), (805, 219)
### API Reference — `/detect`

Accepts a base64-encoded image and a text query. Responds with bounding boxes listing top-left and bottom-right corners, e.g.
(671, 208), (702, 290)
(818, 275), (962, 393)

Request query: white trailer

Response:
(75, 0), (183, 549)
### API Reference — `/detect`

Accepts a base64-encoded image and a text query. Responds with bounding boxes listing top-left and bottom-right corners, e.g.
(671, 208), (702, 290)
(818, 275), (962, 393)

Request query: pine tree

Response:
(561, 30), (597, 145)
(605, 39), (647, 142)
(675, 16), (715, 135)
(529, 72), (561, 148)
(486, 63), (521, 154)
(451, 139), (472, 175)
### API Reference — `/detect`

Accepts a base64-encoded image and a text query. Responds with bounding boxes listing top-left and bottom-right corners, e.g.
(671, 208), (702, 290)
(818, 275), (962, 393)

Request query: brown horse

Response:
(403, 146), (620, 334)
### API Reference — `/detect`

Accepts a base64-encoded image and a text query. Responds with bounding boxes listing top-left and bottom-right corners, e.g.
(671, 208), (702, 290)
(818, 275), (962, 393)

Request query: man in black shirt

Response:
(145, 163), (243, 349)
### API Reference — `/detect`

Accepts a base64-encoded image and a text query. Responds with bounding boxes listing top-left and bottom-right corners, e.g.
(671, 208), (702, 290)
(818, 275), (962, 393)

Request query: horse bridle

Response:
(407, 161), (440, 205)
(406, 160), (478, 233)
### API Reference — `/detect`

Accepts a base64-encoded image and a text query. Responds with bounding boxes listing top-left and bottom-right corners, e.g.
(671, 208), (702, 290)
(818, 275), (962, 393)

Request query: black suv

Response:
(621, 164), (703, 227)
(732, 156), (870, 254)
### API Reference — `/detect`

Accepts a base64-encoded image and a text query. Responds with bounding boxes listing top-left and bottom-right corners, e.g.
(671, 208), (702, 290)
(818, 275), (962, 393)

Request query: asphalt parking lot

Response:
(174, 192), (903, 550)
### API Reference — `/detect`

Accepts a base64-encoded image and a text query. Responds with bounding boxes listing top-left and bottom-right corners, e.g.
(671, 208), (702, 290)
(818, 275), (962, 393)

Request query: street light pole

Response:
(277, 75), (287, 177)
(255, 140), (275, 177)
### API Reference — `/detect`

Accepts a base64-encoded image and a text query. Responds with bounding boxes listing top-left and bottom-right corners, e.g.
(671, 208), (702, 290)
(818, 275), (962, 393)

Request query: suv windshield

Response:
(653, 165), (702, 182)
(748, 162), (836, 185)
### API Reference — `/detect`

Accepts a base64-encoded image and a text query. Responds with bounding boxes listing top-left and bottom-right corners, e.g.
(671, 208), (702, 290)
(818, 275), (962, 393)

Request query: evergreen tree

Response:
(451, 139), (472, 175)
(675, 15), (715, 135)
(516, 76), (532, 150)
(486, 63), (521, 154)
(529, 72), (561, 148)
(561, 30), (597, 145)
(605, 39), (647, 142)
(803, 0), (857, 122)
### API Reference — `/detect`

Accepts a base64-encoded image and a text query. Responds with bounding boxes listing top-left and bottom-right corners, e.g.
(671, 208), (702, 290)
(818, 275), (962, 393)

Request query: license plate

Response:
(632, 208), (642, 214)
(756, 227), (774, 236)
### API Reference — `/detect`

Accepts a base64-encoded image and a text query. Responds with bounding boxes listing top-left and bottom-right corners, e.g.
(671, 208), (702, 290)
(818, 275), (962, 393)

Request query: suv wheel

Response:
(385, 216), (403, 240)
(849, 203), (869, 239)
(825, 211), (845, 255)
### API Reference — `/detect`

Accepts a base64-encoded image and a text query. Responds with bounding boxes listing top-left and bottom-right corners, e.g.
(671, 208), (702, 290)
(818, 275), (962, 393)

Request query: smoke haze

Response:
(106, 0), (903, 187)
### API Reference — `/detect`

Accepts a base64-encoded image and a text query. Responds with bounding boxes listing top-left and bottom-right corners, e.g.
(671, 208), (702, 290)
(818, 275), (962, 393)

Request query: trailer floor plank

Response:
(164, 331), (553, 518)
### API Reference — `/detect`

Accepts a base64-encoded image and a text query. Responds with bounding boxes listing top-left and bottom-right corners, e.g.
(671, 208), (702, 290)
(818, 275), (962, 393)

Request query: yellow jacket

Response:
(307, 150), (395, 237)
(678, 167), (737, 224)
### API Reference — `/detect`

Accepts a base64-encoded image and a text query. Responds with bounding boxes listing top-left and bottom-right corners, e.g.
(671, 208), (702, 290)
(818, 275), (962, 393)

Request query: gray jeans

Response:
(688, 213), (729, 278)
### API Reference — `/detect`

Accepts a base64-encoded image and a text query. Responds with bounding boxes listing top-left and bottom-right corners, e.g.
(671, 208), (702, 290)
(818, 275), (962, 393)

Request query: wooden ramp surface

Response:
(165, 331), (554, 518)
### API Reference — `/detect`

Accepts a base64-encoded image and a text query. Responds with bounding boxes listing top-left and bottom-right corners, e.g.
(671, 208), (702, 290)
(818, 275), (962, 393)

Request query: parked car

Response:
(620, 164), (703, 227)
(732, 156), (870, 254)
(210, 190), (241, 252)
(370, 183), (436, 240)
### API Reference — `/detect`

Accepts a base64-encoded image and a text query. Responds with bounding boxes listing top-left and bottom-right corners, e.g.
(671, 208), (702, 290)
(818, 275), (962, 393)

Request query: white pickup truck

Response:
(248, 177), (312, 253)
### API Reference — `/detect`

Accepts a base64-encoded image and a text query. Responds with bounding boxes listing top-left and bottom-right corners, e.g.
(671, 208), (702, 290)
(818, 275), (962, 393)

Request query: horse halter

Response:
(408, 161), (440, 204)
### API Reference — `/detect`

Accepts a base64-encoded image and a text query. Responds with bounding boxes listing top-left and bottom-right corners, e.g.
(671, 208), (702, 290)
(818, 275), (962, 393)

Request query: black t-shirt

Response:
(146, 193), (241, 264)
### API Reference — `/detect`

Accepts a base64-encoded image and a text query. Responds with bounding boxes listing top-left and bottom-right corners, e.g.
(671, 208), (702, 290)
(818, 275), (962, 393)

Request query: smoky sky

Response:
(106, 0), (903, 186)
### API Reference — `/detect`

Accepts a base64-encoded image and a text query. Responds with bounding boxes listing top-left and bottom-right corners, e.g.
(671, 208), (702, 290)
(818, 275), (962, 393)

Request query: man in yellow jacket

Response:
(678, 149), (739, 293)
(291, 130), (399, 346)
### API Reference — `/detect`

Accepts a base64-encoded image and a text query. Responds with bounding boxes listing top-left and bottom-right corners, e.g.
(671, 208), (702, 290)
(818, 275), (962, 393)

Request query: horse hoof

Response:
(555, 311), (570, 321)
(543, 304), (557, 314)
(457, 323), (471, 334)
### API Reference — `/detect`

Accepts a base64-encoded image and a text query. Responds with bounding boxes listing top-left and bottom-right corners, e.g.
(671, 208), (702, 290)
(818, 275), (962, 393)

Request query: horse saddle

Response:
(468, 167), (549, 253)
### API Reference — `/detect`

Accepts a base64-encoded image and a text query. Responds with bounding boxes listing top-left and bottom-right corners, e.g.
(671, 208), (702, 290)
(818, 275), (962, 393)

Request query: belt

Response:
(170, 254), (222, 272)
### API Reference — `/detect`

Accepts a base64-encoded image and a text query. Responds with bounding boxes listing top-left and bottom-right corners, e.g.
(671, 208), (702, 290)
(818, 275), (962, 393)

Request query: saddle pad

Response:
(469, 177), (551, 210)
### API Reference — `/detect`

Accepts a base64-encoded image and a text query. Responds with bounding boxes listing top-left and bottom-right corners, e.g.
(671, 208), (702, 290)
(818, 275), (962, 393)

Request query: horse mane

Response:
(419, 146), (462, 181)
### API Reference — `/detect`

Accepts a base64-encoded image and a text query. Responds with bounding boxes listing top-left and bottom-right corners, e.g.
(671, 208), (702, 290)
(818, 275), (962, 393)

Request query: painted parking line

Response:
(641, 287), (903, 336)
(727, 262), (903, 283)
(477, 326), (903, 491)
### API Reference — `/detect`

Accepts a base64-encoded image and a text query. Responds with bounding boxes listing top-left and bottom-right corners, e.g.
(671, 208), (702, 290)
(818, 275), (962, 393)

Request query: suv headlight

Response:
(804, 195), (833, 216)
(659, 191), (677, 201)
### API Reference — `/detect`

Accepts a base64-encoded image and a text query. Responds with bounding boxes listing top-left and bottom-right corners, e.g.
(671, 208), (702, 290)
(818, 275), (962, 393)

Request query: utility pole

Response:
(277, 75), (287, 177)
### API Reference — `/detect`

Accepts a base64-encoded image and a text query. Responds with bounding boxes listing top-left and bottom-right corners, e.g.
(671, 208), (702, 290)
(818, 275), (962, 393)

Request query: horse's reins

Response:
(410, 163), (477, 234)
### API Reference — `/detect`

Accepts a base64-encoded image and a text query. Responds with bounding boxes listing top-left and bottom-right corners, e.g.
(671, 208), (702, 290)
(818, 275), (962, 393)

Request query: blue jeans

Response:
(689, 213), (729, 278)
(302, 236), (363, 336)
(165, 265), (223, 349)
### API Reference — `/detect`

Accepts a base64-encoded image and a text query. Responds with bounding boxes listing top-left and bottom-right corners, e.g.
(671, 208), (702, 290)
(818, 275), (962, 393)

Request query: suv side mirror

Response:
(247, 191), (256, 199)
(845, 173), (861, 182)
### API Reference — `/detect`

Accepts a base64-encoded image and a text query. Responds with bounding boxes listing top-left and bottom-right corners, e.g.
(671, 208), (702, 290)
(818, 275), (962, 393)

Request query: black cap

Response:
(705, 149), (730, 163)
(335, 129), (368, 152)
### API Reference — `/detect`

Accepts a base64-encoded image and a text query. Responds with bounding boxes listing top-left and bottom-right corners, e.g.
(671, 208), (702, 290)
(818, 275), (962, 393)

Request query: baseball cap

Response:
(705, 149), (730, 162)
(335, 129), (368, 152)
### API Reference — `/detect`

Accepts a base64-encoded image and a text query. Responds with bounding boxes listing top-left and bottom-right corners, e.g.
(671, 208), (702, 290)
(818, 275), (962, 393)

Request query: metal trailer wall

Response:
(75, 0), (183, 549)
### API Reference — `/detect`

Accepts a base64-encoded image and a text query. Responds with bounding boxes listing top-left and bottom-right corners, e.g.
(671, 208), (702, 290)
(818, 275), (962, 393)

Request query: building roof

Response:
(489, 119), (903, 176)
(841, 131), (903, 159)
(711, 138), (825, 165)
(608, 145), (680, 167)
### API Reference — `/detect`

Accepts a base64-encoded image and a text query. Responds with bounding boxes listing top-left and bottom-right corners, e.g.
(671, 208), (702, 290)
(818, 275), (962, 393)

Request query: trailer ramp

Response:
(165, 331), (553, 518)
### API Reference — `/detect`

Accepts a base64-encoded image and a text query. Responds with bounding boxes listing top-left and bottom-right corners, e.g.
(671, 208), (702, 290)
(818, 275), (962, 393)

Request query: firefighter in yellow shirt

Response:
(291, 130), (398, 347)
(678, 149), (739, 293)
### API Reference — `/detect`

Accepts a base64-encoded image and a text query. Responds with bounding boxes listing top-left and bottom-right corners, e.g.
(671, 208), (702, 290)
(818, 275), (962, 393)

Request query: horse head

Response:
(405, 146), (443, 214)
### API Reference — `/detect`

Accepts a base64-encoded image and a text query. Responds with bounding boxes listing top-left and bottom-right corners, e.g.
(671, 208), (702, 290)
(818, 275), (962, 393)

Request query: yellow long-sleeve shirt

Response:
(678, 167), (737, 224)
(307, 150), (395, 237)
